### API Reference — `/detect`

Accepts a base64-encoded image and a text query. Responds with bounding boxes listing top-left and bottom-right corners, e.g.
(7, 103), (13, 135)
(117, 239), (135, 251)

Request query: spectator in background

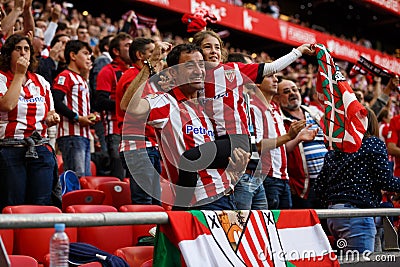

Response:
(95, 32), (133, 179)
(1, 0), (34, 38)
(52, 40), (98, 177)
(377, 107), (392, 143)
(252, 74), (316, 209)
(0, 34), (60, 210)
(36, 34), (70, 84)
(265, 0), (280, 19)
(117, 38), (163, 205)
(41, 3), (62, 55)
(37, 33), (70, 150)
(316, 107), (400, 253)
(76, 25), (90, 43)
(89, 34), (114, 157)
(32, 27), (45, 59)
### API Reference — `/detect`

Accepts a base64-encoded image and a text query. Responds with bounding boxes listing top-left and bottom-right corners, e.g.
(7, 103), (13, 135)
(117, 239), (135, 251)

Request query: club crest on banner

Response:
(224, 69), (236, 82)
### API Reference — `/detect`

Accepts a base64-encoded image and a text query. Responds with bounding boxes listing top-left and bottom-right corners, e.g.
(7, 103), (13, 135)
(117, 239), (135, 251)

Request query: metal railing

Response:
(1, 208), (400, 228)
(1, 208), (400, 251)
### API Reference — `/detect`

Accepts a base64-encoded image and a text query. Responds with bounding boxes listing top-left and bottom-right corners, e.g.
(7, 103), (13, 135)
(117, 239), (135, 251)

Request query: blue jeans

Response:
(121, 147), (161, 205)
(57, 136), (91, 177)
(105, 134), (125, 179)
(0, 145), (55, 210)
(234, 173), (268, 210)
(193, 194), (237, 210)
(263, 176), (292, 209)
(328, 203), (376, 253)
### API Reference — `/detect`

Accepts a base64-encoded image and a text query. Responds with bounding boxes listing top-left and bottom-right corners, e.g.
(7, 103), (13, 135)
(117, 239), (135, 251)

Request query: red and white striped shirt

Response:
(251, 98), (288, 180)
(0, 71), (53, 139)
(53, 69), (91, 138)
(202, 62), (263, 137)
(115, 66), (158, 152)
(146, 87), (231, 202)
(96, 58), (129, 135)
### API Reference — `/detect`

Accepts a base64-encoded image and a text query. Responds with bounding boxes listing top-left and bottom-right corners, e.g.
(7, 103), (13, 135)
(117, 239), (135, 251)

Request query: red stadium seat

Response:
(79, 176), (120, 189)
(160, 179), (175, 211)
(0, 229), (13, 254)
(96, 181), (131, 209)
(2, 205), (77, 264)
(90, 161), (97, 176)
(66, 205), (134, 253)
(62, 189), (106, 212)
(56, 154), (64, 174)
(9, 255), (38, 267)
(119, 205), (164, 245)
(114, 246), (153, 267)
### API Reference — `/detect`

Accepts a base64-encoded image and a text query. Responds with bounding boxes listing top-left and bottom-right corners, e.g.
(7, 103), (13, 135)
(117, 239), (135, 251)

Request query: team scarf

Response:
(314, 44), (368, 153)
(349, 56), (394, 85)
(154, 210), (339, 267)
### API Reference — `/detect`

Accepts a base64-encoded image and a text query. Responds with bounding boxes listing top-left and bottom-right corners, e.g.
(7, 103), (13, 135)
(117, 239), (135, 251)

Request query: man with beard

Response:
(274, 78), (327, 208)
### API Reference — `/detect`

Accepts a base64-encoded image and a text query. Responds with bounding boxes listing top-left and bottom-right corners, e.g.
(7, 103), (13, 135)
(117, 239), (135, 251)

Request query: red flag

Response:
(315, 44), (368, 153)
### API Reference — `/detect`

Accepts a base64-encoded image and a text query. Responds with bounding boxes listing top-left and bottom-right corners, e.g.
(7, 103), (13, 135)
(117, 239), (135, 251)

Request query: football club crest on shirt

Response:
(57, 76), (66, 85)
(224, 69), (236, 83)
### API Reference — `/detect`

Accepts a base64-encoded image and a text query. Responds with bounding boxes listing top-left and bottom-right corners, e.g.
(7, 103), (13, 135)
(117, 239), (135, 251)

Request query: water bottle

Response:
(50, 223), (69, 267)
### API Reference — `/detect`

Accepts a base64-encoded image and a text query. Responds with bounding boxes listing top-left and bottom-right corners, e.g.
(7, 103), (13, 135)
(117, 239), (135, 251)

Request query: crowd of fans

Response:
(0, 0), (400, 255)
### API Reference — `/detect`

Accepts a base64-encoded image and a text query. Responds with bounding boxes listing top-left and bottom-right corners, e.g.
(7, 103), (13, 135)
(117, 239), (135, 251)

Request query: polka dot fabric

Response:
(316, 136), (400, 208)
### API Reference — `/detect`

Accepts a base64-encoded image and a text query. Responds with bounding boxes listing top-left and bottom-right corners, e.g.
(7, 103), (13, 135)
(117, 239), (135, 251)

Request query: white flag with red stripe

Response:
(154, 210), (339, 266)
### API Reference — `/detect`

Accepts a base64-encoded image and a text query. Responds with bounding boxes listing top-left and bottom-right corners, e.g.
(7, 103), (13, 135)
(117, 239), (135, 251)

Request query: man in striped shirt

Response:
(124, 43), (249, 209)
(53, 40), (98, 177)
(252, 74), (317, 209)
(275, 78), (327, 209)
(116, 38), (163, 205)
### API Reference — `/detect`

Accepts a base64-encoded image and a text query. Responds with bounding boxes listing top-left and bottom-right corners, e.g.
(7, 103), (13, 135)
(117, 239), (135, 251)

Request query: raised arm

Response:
(120, 65), (151, 119)
(263, 44), (315, 76)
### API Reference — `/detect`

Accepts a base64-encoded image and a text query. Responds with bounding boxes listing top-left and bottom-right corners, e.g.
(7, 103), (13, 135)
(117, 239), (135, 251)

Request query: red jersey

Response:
(387, 115), (400, 176)
(0, 71), (53, 139)
(251, 98), (288, 180)
(115, 65), (157, 151)
(146, 88), (231, 202)
(53, 69), (91, 138)
(96, 58), (129, 135)
(201, 62), (263, 137)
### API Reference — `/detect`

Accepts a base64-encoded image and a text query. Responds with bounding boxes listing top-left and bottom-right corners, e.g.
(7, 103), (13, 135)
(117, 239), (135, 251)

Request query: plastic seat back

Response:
(2, 205), (77, 264)
(79, 176), (120, 189)
(62, 189), (105, 212)
(56, 154), (63, 174)
(90, 161), (97, 176)
(66, 205), (133, 253)
(119, 205), (164, 245)
(9, 255), (38, 267)
(160, 179), (175, 211)
(0, 229), (13, 254)
(96, 181), (131, 209)
(114, 246), (153, 267)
